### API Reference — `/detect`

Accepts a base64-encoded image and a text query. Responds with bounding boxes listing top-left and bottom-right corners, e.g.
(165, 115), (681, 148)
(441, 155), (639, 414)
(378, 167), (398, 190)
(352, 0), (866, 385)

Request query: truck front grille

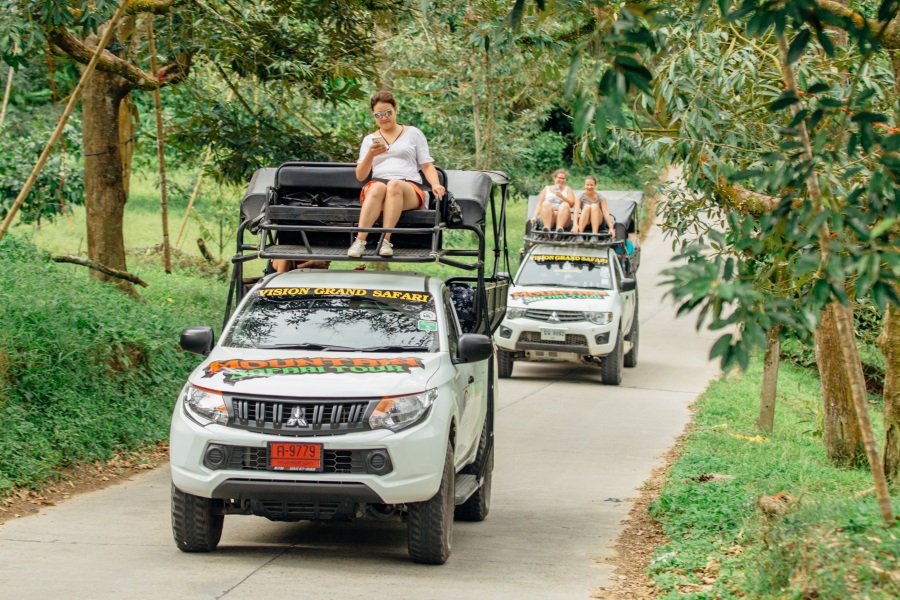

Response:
(524, 309), (587, 322)
(208, 445), (392, 475)
(519, 331), (589, 347)
(227, 394), (375, 436)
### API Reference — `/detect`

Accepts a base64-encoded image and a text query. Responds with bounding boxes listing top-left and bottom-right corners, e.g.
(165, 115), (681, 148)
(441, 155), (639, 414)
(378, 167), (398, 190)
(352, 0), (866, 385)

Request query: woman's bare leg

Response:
(382, 180), (420, 241)
(540, 203), (556, 229)
(590, 204), (601, 233)
(356, 182), (387, 241)
(557, 203), (571, 229)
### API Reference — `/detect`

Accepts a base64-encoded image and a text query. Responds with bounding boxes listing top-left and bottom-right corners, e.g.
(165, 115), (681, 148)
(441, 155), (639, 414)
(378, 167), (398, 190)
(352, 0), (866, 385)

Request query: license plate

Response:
(268, 442), (323, 472)
(540, 328), (566, 341)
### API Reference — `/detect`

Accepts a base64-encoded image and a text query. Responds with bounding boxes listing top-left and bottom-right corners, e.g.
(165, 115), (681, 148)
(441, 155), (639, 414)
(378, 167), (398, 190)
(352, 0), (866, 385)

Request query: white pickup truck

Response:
(494, 190), (642, 385)
(494, 241), (638, 384)
(170, 163), (509, 564)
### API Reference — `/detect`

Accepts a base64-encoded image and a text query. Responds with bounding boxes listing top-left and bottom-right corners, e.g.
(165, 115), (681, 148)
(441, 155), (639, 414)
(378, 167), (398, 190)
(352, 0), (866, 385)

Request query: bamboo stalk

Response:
(147, 20), (171, 274)
(0, 63), (14, 130)
(175, 89), (232, 247)
(0, 1), (129, 240)
(175, 147), (211, 248)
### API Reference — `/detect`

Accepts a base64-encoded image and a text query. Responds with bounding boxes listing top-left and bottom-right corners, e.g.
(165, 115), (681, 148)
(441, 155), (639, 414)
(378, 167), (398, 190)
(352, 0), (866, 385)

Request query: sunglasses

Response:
(373, 109), (394, 119)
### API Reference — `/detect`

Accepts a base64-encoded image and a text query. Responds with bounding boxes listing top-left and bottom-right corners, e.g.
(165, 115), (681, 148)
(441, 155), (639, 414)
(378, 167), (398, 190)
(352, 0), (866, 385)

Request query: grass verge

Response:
(648, 357), (899, 598)
(0, 235), (226, 495)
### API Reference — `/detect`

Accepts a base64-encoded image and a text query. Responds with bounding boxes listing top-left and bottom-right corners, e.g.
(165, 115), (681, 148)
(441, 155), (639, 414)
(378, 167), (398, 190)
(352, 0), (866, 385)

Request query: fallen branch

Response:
(52, 254), (149, 287)
(197, 237), (216, 264)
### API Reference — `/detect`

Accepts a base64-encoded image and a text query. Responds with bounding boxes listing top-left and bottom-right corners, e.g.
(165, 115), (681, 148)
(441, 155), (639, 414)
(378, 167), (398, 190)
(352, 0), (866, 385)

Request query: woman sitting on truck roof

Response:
(347, 91), (446, 258)
(531, 169), (576, 237)
(575, 175), (614, 239)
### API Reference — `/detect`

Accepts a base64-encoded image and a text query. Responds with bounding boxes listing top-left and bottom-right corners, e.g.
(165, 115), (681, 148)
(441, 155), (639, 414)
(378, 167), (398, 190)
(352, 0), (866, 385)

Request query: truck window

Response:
(516, 253), (613, 290)
(442, 288), (461, 355)
(223, 292), (439, 352)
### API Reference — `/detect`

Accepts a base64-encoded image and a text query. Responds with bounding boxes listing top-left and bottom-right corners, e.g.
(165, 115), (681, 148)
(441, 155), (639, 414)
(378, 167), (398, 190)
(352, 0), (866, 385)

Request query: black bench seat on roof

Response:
(236, 162), (498, 264)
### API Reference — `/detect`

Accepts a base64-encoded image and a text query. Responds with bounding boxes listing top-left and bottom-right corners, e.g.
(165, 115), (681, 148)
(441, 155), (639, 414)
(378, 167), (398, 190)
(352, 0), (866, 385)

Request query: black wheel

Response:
(498, 348), (514, 378)
(171, 483), (224, 552)
(600, 330), (624, 385)
(624, 316), (639, 368)
(455, 418), (493, 522)
(407, 442), (455, 564)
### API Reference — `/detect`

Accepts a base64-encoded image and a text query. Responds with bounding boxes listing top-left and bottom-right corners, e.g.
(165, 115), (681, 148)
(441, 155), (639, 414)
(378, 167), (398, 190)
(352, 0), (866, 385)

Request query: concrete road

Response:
(0, 225), (721, 599)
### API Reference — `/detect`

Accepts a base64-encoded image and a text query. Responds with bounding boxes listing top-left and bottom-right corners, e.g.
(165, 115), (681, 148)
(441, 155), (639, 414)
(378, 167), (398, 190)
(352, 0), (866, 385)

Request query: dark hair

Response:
(370, 90), (397, 110)
(585, 175), (597, 184)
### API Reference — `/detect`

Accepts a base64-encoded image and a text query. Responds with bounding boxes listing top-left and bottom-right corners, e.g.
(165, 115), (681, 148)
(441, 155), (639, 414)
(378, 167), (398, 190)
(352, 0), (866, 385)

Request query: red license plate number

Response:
(268, 442), (323, 472)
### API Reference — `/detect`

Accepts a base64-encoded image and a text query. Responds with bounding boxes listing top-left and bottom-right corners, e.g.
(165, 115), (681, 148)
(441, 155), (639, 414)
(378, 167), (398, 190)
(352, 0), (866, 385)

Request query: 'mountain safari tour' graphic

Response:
(204, 357), (425, 383)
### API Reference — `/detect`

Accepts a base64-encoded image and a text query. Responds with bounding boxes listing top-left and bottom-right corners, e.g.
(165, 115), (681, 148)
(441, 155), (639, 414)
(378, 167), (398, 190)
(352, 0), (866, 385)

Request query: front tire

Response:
(171, 484), (224, 552)
(498, 348), (514, 378)
(600, 330), (624, 385)
(407, 442), (455, 564)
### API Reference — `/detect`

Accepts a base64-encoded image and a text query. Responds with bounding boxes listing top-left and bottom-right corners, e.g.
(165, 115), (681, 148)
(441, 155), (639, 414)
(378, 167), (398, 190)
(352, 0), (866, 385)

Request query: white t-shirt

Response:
(358, 126), (434, 184)
(544, 185), (571, 208)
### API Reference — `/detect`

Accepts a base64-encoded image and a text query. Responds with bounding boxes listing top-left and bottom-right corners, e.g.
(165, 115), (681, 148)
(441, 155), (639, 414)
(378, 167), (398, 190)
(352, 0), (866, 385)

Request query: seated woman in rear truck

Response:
(575, 175), (614, 239)
(348, 90), (446, 258)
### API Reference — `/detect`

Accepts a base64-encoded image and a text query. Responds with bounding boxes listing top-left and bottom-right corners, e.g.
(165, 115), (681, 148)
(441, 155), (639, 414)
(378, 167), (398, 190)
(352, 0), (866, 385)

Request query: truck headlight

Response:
(370, 389), (437, 432)
(506, 307), (526, 320)
(182, 384), (228, 426)
(587, 312), (613, 325)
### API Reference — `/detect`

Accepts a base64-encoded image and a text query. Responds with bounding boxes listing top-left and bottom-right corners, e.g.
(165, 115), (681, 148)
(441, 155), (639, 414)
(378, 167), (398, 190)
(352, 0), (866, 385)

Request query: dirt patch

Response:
(0, 442), (168, 526)
(590, 423), (693, 599)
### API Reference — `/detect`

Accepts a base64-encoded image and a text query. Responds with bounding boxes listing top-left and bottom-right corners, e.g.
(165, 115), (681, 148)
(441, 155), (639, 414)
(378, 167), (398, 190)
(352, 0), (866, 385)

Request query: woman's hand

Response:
(368, 144), (388, 158)
(432, 184), (446, 200)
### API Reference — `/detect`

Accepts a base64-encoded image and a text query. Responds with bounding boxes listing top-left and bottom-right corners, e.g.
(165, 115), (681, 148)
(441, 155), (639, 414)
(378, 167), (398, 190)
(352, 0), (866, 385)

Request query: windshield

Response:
(223, 287), (439, 352)
(515, 253), (614, 290)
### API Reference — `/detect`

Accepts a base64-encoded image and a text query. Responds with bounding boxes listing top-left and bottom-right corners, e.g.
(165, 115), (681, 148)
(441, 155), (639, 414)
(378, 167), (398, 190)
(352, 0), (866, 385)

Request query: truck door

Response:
(614, 254), (634, 332)
(442, 287), (482, 463)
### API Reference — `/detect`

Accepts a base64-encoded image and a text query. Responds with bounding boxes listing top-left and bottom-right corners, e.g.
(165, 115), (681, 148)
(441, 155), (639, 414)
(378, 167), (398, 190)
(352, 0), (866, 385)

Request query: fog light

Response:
(205, 444), (227, 469)
(594, 332), (610, 344)
(365, 450), (392, 474)
(499, 326), (512, 338)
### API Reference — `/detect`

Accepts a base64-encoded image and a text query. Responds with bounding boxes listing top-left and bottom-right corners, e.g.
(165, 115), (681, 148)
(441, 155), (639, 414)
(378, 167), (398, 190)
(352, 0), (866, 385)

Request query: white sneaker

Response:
(379, 240), (393, 257)
(347, 238), (366, 257)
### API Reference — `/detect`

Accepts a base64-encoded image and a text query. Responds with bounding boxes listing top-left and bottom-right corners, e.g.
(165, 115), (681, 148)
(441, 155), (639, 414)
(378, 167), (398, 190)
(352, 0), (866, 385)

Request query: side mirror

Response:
(181, 326), (215, 356)
(456, 334), (493, 363)
(620, 278), (636, 292)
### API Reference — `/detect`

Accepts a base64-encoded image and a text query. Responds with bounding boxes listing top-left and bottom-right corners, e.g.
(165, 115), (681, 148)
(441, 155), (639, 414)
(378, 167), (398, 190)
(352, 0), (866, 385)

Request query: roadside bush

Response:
(0, 110), (83, 225)
(0, 236), (225, 493)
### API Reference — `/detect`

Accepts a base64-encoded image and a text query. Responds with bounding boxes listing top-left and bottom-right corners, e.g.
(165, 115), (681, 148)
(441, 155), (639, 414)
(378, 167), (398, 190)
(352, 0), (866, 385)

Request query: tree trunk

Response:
(758, 324), (781, 433)
(118, 92), (136, 197)
(878, 301), (900, 482)
(82, 68), (133, 294)
(834, 303), (895, 525)
(817, 304), (865, 465)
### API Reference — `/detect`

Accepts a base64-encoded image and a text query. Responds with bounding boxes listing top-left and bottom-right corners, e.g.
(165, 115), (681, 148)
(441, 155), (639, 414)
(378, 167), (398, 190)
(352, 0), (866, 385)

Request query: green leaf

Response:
(787, 29), (811, 64)
(709, 333), (733, 359)
(870, 218), (896, 239)
(770, 94), (799, 111)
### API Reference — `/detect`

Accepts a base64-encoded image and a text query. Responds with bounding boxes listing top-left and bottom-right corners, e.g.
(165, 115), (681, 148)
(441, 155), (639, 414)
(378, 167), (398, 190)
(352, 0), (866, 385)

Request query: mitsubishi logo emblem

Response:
(286, 406), (308, 427)
(549, 312), (560, 323)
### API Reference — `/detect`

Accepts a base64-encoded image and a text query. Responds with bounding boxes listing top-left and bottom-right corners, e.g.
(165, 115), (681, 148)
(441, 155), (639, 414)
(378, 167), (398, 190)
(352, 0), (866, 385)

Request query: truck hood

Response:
(189, 347), (442, 397)
(507, 285), (616, 311)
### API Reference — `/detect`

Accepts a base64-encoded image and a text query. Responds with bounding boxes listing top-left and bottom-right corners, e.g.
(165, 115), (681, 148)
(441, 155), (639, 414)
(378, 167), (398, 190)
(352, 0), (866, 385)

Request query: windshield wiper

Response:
(260, 343), (357, 351)
(357, 345), (429, 352)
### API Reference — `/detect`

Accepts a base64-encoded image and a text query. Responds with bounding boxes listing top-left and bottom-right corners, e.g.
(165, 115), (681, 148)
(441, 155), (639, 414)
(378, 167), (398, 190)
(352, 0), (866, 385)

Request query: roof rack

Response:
(523, 230), (624, 248)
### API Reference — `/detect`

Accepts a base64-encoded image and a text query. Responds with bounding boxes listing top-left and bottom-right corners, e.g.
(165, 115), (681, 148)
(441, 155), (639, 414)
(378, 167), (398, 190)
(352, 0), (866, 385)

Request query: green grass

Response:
(0, 235), (227, 494)
(11, 169), (242, 261)
(649, 358), (899, 598)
